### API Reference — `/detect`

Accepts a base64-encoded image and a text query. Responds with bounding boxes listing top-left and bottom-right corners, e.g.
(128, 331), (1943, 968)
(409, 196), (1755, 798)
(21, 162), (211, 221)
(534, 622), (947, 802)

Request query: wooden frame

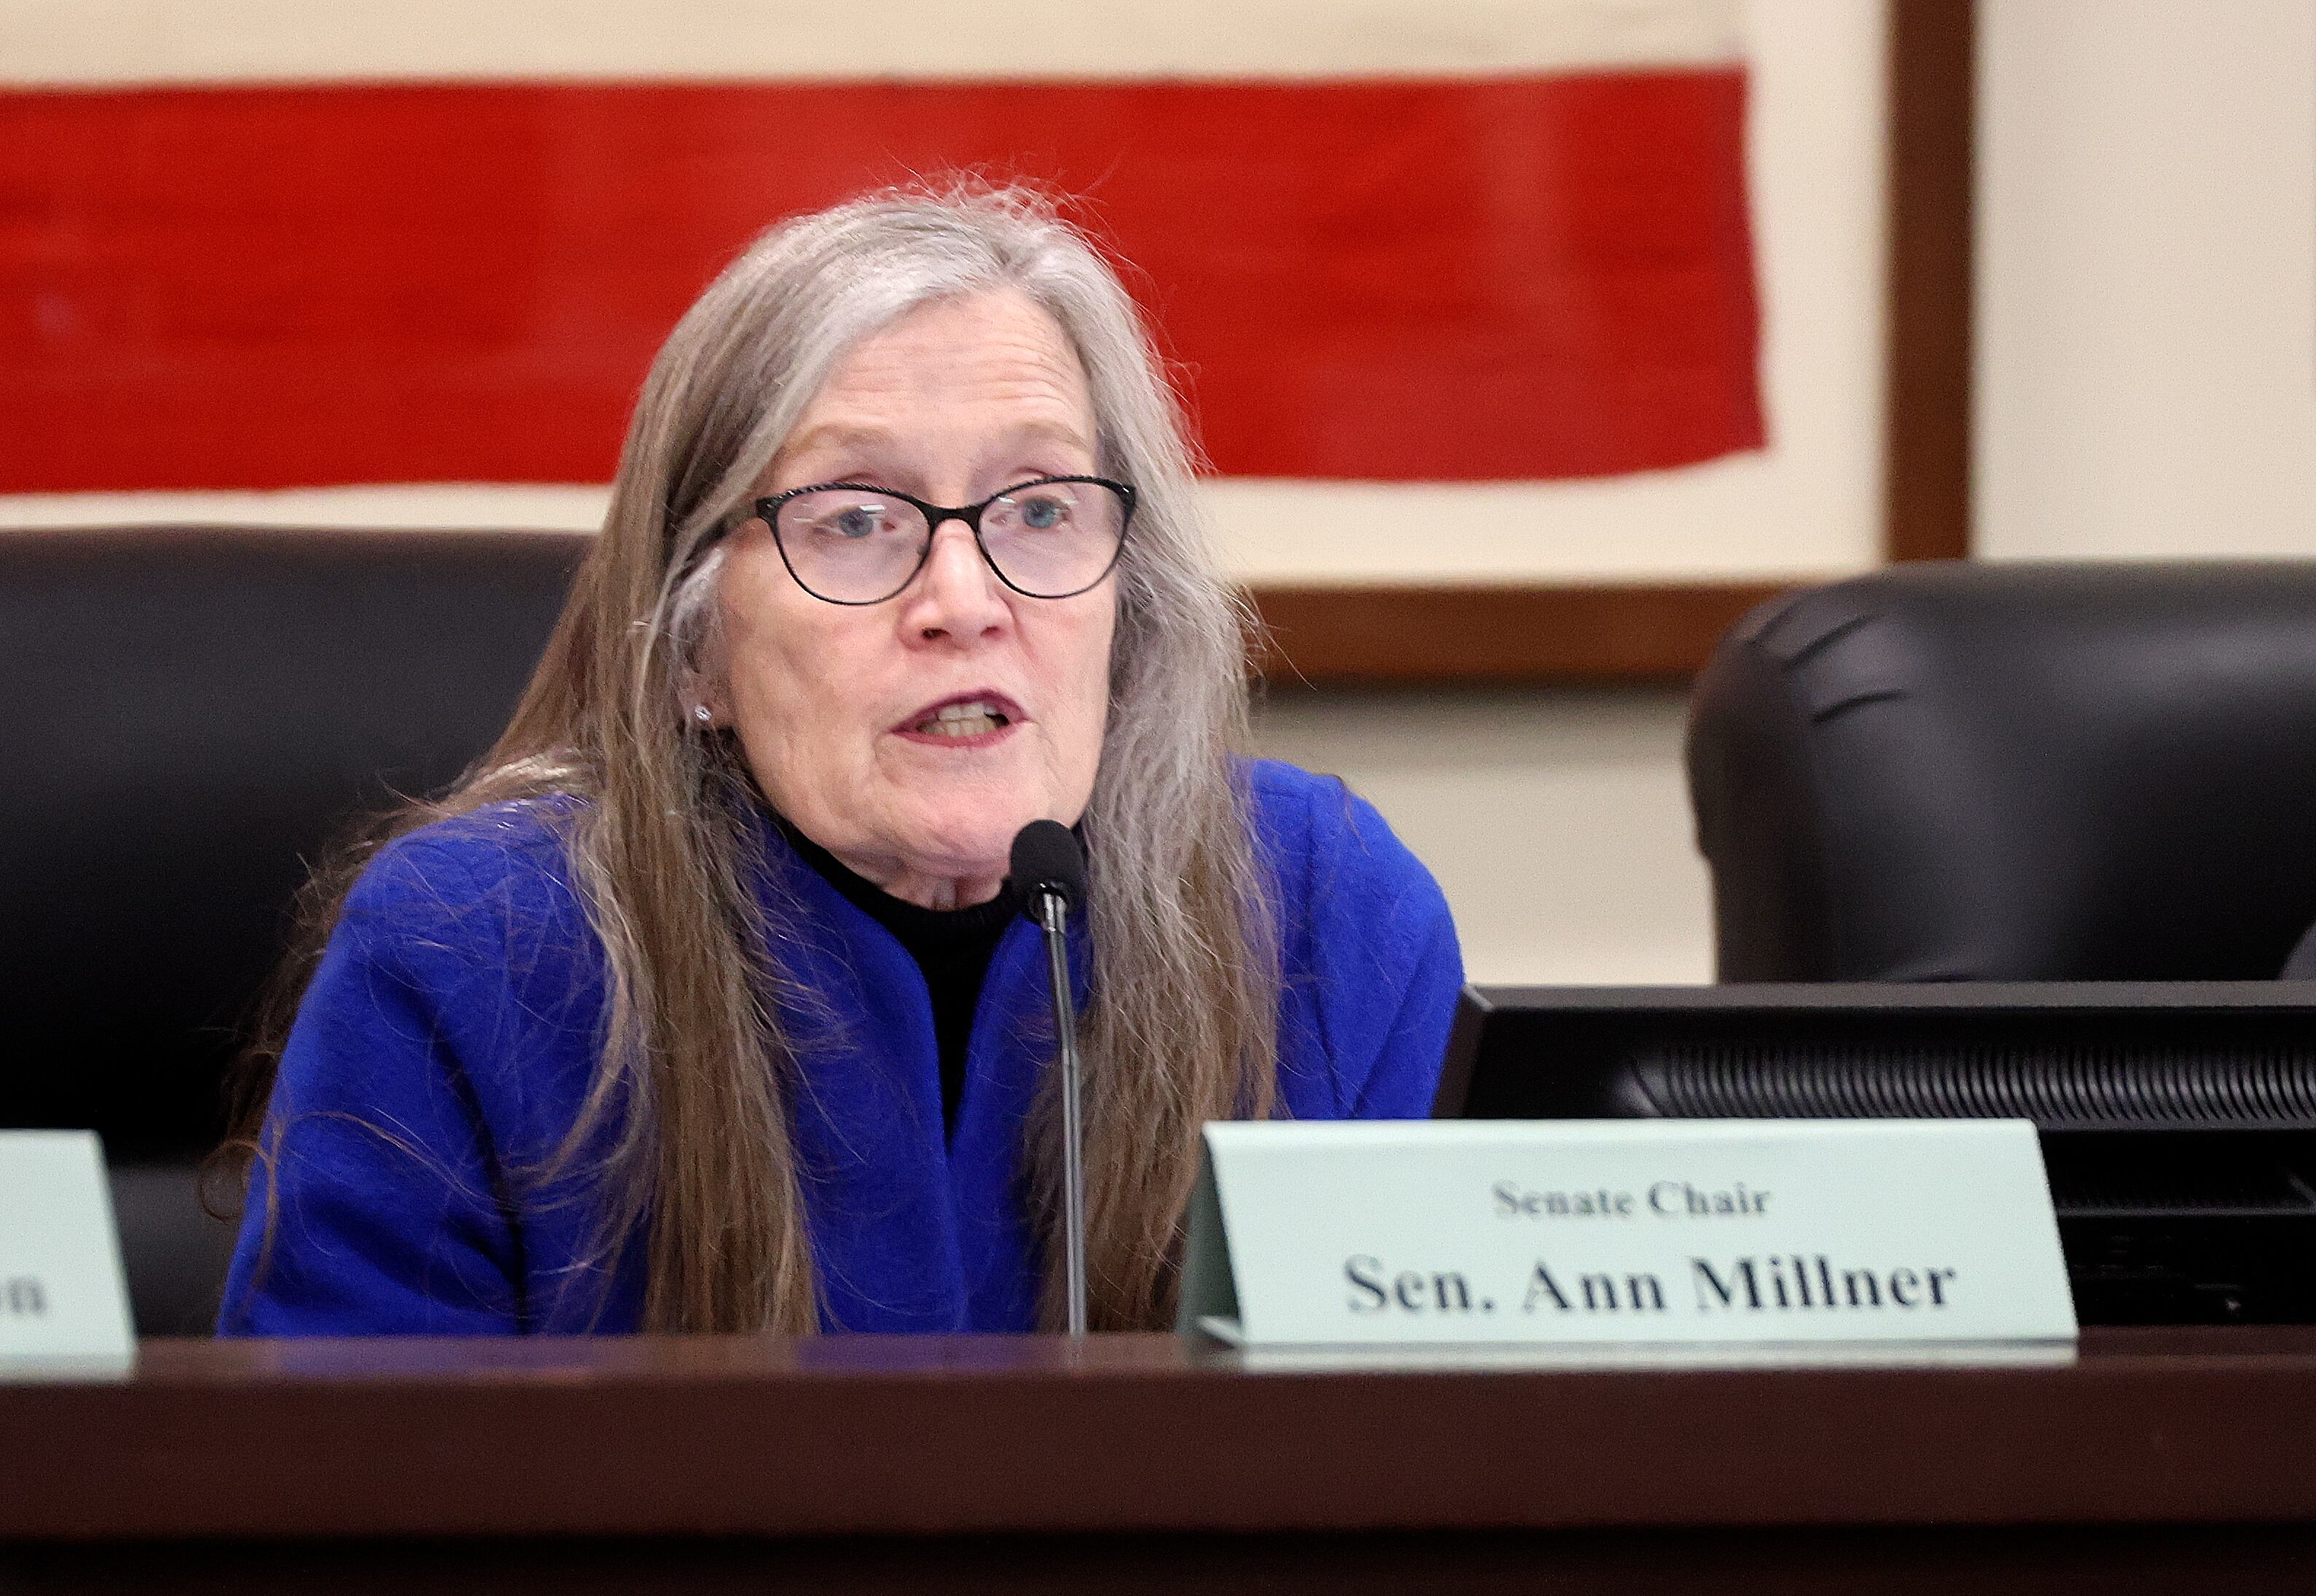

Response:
(1252, 0), (1976, 686)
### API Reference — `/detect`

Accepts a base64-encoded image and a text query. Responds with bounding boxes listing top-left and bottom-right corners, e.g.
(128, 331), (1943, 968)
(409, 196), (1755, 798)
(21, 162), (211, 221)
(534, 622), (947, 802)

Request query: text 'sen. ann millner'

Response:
(1339, 1176), (1962, 1321)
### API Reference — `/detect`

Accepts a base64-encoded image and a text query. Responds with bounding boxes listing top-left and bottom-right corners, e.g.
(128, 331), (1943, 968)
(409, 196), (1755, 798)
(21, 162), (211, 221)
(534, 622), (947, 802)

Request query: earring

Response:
(692, 705), (714, 727)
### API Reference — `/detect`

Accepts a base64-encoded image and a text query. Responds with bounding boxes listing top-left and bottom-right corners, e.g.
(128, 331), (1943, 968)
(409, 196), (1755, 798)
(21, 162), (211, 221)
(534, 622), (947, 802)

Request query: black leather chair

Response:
(1687, 560), (2316, 982)
(1, 525), (586, 1332)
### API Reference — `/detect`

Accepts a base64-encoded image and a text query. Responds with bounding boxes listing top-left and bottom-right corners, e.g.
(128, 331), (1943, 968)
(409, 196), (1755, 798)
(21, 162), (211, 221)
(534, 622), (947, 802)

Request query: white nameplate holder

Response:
(1180, 1120), (2077, 1352)
(0, 1132), (136, 1380)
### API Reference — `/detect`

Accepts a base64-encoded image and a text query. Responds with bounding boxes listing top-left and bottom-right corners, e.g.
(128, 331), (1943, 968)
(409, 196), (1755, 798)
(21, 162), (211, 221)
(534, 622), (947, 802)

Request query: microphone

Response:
(1010, 818), (1087, 915)
(1011, 820), (1089, 1337)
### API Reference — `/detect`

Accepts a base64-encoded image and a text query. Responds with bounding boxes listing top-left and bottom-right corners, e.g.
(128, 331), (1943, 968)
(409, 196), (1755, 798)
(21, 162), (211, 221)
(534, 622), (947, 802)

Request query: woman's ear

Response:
(668, 531), (738, 732)
(674, 665), (728, 732)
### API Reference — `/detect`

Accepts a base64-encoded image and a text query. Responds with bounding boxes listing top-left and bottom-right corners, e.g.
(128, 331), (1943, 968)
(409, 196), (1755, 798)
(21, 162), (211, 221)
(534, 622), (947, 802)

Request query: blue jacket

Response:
(220, 759), (1463, 1335)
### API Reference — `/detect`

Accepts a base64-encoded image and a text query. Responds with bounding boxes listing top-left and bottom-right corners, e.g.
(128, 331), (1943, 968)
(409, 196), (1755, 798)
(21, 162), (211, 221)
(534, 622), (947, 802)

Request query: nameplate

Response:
(1178, 1120), (2076, 1348)
(0, 1133), (136, 1380)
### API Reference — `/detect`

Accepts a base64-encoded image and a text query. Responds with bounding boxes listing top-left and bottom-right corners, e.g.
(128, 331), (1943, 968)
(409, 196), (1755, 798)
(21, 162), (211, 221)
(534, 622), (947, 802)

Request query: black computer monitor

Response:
(1436, 982), (2316, 1326)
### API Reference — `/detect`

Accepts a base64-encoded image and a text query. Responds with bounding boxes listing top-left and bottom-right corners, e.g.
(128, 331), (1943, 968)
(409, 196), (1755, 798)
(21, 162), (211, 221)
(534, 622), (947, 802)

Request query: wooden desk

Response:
(5, 1328), (2315, 1592)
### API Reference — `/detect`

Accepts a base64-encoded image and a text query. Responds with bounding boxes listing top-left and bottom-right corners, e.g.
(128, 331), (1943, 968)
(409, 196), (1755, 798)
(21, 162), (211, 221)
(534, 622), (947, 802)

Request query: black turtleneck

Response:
(774, 818), (1016, 1138)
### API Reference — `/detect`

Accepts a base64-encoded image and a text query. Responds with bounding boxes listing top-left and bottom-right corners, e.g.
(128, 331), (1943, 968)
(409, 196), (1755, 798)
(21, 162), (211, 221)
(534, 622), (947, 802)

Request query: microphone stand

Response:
(1033, 888), (1089, 1338)
(1014, 818), (1091, 1338)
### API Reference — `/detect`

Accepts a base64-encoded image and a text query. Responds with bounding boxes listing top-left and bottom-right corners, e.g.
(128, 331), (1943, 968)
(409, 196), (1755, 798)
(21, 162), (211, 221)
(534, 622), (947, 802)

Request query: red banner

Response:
(0, 77), (1759, 490)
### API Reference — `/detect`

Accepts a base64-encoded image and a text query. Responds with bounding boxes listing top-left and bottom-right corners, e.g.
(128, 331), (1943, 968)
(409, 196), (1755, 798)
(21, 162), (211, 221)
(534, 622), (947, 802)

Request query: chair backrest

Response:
(1, 525), (587, 1329)
(1686, 560), (2316, 982)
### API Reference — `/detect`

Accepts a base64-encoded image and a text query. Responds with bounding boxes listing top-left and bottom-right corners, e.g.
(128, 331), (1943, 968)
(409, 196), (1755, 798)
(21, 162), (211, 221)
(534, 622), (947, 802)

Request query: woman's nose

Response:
(904, 518), (1009, 641)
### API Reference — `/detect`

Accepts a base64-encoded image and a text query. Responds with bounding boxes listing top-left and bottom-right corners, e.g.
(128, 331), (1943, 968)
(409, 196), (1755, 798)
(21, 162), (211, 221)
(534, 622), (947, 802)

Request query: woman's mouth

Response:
(895, 693), (1024, 746)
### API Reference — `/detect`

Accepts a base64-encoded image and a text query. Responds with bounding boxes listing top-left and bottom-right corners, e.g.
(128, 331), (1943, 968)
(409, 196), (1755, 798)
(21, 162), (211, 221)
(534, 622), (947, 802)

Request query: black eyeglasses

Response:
(749, 476), (1135, 606)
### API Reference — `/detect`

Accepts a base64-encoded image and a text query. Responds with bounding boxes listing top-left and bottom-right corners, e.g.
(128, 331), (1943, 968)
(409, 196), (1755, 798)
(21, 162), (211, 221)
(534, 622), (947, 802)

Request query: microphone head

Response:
(1010, 819), (1087, 915)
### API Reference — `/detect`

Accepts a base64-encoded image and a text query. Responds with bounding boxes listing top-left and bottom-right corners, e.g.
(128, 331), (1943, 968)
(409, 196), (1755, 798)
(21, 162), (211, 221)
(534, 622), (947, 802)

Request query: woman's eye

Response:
(1017, 496), (1069, 531)
(828, 506), (883, 539)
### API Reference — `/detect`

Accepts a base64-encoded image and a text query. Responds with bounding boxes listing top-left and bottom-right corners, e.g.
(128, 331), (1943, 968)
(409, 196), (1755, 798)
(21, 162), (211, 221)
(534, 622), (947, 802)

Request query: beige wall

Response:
(1977, 0), (2316, 562)
(1252, 687), (1713, 987)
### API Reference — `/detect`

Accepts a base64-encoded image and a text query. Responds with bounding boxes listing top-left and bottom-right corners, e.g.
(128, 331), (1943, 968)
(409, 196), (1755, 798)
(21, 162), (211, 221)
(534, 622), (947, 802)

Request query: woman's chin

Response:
(895, 812), (1030, 885)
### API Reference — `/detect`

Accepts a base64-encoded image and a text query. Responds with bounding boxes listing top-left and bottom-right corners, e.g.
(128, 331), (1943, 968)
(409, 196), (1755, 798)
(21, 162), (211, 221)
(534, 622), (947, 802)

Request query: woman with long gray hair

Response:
(220, 185), (1462, 1335)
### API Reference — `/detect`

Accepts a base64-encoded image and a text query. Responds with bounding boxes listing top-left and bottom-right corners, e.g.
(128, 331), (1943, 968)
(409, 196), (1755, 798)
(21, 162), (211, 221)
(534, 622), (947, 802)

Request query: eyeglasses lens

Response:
(979, 482), (1125, 597)
(775, 490), (923, 603)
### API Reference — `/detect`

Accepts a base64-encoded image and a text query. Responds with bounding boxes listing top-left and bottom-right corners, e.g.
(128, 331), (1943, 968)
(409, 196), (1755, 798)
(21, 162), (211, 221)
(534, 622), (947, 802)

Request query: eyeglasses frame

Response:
(746, 474), (1138, 606)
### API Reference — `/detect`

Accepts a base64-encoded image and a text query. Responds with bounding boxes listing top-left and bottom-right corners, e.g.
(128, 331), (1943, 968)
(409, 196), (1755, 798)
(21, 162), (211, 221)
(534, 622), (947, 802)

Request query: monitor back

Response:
(1439, 983), (2316, 1324)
